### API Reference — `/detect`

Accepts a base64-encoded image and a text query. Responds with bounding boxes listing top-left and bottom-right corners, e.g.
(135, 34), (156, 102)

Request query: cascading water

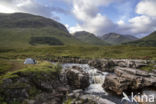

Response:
(62, 63), (155, 104)
(62, 63), (108, 95)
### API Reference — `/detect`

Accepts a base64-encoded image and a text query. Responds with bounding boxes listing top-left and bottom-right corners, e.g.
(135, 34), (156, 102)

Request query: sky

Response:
(0, 0), (156, 37)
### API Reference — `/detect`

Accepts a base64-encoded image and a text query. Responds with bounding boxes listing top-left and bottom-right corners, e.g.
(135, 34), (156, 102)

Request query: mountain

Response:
(0, 13), (82, 47)
(124, 31), (156, 46)
(73, 31), (109, 45)
(100, 33), (138, 45)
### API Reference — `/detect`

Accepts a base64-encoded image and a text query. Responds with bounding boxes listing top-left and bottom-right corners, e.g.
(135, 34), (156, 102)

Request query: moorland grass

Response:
(0, 45), (156, 60)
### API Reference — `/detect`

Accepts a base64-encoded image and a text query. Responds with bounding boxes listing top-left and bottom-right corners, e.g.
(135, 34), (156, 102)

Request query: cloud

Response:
(0, 0), (68, 20)
(0, 0), (156, 37)
(68, 0), (156, 37)
(118, 0), (156, 35)
(69, 13), (116, 36)
(67, 0), (120, 36)
(136, 0), (156, 17)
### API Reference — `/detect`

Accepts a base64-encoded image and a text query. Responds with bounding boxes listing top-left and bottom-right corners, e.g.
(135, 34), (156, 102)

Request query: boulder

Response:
(103, 74), (131, 95)
(103, 67), (156, 95)
(112, 59), (148, 68)
(88, 59), (115, 72)
(152, 69), (156, 74)
(0, 69), (69, 104)
(24, 58), (36, 64)
(65, 66), (90, 89)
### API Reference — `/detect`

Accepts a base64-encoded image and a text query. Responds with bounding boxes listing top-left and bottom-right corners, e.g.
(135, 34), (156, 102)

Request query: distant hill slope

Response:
(0, 13), (68, 32)
(0, 13), (83, 47)
(100, 33), (138, 45)
(124, 31), (156, 47)
(73, 31), (109, 45)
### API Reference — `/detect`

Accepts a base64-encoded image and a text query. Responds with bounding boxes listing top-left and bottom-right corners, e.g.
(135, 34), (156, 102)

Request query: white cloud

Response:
(136, 0), (156, 17)
(0, 0), (156, 37)
(67, 0), (120, 36)
(69, 13), (116, 36)
(128, 15), (154, 34)
(120, 0), (156, 35)
(67, 0), (156, 37)
(117, 20), (125, 26)
(0, 5), (16, 13)
(0, 0), (68, 20)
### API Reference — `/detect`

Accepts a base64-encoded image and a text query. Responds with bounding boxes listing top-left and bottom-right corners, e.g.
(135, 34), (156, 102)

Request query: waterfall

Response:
(62, 63), (108, 95)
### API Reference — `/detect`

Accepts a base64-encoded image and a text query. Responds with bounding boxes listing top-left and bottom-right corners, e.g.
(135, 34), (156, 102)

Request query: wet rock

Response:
(112, 59), (149, 68)
(0, 70), (69, 104)
(103, 67), (156, 95)
(65, 66), (90, 89)
(88, 59), (115, 72)
(103, 74), (130, 95)
(152, 69), (156, 74)
(114, 67), (150, 77)
(80, 94), (115, 104)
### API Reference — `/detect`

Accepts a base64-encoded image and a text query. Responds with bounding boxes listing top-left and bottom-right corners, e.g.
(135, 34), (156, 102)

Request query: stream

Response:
(62, 63), (156, 104)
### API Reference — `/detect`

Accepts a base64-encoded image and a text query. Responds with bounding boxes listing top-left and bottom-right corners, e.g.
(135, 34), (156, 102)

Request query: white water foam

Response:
(62, 63), (108, 95)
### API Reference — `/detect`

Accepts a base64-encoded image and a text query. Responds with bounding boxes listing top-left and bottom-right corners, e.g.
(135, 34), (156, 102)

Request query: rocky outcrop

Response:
(103, 67), (156, 95)
(88, 59), (115, 72)
(0, 68), (69, 104)
(66, 89), (115, 104)
(43, 56), (89, 64)
(113, 59), (150, 68)
(65, 66), (90, 89)
(88, 59), (154, 72)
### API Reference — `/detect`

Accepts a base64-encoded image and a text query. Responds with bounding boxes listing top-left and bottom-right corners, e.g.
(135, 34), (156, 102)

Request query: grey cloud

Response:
(0, 0), (69, 20)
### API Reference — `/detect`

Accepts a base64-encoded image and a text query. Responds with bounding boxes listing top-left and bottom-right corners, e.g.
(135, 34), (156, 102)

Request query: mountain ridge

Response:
(100, 33), (138, 45)
(0, 13), (68, 33)
(0, 13), (83, 47)
(124, 31), (156, 46)
(73, 31), (109, 45)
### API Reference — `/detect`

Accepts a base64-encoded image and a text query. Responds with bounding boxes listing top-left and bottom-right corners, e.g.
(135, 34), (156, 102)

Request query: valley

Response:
(0, 13), (156, 104)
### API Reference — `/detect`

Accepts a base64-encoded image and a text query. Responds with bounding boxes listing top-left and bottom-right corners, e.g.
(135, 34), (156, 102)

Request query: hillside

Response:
(73, 31), (109, 45)
(124, 31), (156, 46)
(0, 13), (83, 47)
(100, 33), (138, 45)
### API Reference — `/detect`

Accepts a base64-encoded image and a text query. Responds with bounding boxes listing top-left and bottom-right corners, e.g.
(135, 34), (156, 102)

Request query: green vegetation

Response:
(64, 98), (73, 104)
(100, 33), (138, 45)
(0, 13), (84, 48)
(124, 31), (156, 46)
(0, 61), (62, 104)
(0, 13), (67, 31)
(0, 27), (83, 48)
(73, 31), (109, 45)
(30, 36), (64, 45)
(0, 59), (26, 75)
(0, 61), (61, 80)
(140, 63), (155, 72)
(0, 45), (156, 60)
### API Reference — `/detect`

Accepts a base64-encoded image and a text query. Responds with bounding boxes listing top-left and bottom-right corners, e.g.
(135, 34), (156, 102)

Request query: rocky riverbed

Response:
(61, 59), (156, 104)
(0, 59), (155, 104)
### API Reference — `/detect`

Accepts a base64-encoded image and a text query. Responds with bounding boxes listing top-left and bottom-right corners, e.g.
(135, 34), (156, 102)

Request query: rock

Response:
(114, 67), (150, 77)
(103, 74), (130, 95)
(24, 58), (36, 64)
(113, 59), (148, 68)
(0, 69), (69, 104)
(103, 67), (156, 95)
(65, 66), (90, 89)
(24, 99), (35, 104)
(80, 94), (115, 104)
(73, 89), (83, 94)
(152, 69), (156, 74)
(88, 59), (115, 72)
